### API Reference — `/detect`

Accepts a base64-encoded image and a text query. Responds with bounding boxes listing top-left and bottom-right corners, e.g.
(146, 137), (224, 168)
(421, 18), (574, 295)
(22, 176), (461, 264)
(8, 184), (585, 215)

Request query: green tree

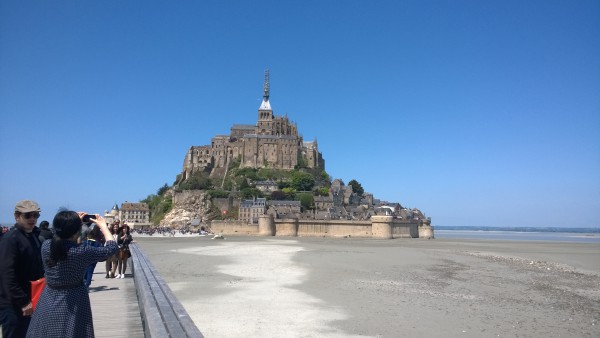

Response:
(291, 171), (315, 191)
(240, 187), (263, 199)
(208, 189), (230, 198)
(348, 179), (364, 196)
(314, 187), (329, 196)
(235, 168), (259, 181)
(282, 187), (296, 200)
(296, 193), (315, 211)
(179, 172), (213, 191)
(222, 179), (233, 191)
(270, 190), (286, 200)
(320, 170), (331, 185)
(238, 177), (250, 190)
(141, 189), (173, 225)
(295, 157), (307, 169)
(229, 157), (241, 169)
(257, 168), (273, 180)
(278, 181), (291, 190)
(157, 183), (170, 196)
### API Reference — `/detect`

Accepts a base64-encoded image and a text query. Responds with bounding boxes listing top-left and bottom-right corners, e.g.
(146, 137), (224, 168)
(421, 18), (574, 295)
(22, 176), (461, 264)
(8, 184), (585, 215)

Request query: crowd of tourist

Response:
(131, 225), (212, 236)
(0, 200), (135, 338)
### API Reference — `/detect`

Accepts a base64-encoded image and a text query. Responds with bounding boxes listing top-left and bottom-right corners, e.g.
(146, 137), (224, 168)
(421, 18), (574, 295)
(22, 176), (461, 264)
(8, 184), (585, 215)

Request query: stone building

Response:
(255, 180), (279, 193)
(120, 202), (150, 226)
(104, 204), (120, 225)
(104, 202), (151, 228)
(268, 200), (301, 218)
(331, 179), (354, 206)
(239, 197), (267, 224)
(314, 195), (333, 210)
(181, 70), (325, 181)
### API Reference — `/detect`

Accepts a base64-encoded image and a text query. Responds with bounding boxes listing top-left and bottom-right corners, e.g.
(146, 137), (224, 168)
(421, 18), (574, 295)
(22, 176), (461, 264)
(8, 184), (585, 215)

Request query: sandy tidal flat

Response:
(135, 237), (600, 338)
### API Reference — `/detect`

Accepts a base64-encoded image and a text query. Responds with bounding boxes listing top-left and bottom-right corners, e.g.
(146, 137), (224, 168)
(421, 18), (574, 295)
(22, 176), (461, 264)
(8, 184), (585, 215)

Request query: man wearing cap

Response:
(0, 200), (45, 338)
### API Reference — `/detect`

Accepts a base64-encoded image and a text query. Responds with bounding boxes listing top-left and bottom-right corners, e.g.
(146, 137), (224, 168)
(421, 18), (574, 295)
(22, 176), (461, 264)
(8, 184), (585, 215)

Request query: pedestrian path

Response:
(88, 262), (144, 337)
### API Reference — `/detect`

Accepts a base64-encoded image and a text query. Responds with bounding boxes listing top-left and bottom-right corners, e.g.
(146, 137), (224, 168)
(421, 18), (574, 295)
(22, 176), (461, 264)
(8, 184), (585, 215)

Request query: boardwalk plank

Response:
(89, 263), (145, 337)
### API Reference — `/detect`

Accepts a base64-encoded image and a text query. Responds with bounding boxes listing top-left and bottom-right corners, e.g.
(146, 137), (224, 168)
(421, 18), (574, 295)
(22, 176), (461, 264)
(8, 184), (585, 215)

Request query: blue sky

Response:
(1, 0), (598, 228)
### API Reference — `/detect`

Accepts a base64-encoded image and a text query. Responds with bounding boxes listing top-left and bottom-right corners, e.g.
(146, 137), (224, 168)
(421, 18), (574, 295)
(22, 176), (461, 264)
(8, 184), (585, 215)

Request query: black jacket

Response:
(0, 225), (44, 309)
(117, 233), (133, 248)
(38, 228), (53, 243)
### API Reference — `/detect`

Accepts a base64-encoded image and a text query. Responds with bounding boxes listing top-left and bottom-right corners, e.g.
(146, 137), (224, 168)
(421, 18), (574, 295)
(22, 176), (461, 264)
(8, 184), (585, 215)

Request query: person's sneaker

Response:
(120, 274), (125, 278)
(116, 274), (121, 278)
(105, 274), (109, 278)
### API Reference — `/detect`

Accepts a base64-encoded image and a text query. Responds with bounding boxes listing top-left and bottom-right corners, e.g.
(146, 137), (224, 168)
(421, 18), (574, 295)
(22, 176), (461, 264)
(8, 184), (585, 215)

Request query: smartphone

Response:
(82, 214), (96, 223)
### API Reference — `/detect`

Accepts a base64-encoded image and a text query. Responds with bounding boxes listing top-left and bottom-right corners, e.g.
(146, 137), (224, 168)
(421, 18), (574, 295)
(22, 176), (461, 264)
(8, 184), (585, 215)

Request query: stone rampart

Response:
(258, 215), (275, 236)
(212, 197), (240, 214)
(371, 215), (393, 239)
(208, 216), (429, 239)
(391, 219), (419, 238)
(209, 220), (259, 235)
(418, 225), (434, 239)
(275, 217), (299, 236)
(297, 220), (372, 238)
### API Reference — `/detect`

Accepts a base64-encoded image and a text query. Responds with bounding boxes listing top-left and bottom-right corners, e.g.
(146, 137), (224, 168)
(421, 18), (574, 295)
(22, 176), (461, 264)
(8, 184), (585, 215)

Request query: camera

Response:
(82, 214), (96, 223)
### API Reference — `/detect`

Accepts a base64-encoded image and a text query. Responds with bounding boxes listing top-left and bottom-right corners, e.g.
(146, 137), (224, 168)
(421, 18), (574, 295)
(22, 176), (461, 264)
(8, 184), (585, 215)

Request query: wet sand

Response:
(135, 236), (600, 337)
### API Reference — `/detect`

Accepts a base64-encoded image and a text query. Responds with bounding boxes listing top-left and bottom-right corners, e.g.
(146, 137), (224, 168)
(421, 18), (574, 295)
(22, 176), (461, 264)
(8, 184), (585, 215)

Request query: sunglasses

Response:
(22, 212), (40, 220)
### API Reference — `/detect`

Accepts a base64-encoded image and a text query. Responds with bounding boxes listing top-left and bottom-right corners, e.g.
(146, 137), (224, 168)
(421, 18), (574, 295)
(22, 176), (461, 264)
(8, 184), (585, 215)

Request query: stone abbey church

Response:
(181, 71), (325, 180)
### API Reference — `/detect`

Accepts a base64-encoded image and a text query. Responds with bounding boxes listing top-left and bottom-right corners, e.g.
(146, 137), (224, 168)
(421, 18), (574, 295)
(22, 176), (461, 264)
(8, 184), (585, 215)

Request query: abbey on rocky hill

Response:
(181, 70), (325, 180)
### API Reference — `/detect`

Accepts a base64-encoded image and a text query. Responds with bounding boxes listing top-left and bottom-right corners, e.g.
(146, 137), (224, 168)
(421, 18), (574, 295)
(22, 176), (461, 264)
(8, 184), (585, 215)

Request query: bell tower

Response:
(257, 69), (273, 135)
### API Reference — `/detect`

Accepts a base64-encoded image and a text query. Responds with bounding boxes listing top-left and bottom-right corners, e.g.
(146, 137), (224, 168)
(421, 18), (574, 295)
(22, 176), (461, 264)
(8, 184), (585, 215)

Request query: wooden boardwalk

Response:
(89, 261), (145, 337)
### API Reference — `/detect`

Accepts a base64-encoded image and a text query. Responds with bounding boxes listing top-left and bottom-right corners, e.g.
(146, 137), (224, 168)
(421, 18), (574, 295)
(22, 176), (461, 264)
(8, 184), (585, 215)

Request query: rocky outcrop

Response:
(160, 190), (212, 228)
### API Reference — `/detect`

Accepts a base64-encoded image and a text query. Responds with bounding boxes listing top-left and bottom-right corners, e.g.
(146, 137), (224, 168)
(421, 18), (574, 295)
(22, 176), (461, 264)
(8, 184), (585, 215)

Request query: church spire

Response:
(263, 69), (270, 101)
(258, 69), (272, 111)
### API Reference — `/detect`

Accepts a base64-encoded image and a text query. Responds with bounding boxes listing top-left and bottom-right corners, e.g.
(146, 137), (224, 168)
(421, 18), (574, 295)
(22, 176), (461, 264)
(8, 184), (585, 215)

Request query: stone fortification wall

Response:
(297, 220), (372, 238)
(371, 215), (393, 238)
(391, 219), (419, 238)
(275, 218), (299, 236)
(206, 216), (430, 239)
(209, 220), (259, 235)
(418, 225), (434, 239)
(212, 197), (240, 214)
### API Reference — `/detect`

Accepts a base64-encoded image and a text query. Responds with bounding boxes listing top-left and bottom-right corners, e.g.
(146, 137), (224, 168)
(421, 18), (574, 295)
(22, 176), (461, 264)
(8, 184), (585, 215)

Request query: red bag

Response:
(30, 277), (46, 310)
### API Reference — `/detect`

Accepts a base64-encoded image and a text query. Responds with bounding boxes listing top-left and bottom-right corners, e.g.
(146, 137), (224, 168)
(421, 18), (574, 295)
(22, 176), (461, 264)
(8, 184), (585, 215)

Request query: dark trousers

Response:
(0, 306), (30, 338)
(84, 262), (97, 288)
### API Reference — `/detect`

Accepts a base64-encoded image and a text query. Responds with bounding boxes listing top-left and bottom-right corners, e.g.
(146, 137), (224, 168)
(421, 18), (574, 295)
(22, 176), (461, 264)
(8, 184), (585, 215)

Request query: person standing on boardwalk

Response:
(38, 220), (53, 243)
(0, 200), (44, 338)
(26, 211), (118, 338)
(83, 225), (104, 289)
(105, 221), (119, 278)
(116, 224), (133, 278)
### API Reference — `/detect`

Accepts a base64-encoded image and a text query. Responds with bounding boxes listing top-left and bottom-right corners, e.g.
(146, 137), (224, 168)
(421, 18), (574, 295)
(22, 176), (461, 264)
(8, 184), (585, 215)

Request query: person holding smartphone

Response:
(116, 224), (133, 278)
(26, 211), (118, 338)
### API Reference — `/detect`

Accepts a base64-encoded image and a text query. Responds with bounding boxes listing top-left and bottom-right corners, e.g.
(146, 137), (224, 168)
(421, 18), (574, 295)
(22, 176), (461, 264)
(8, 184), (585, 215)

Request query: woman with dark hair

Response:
(38, 220), (53, 242)
(104, 221), (119, 278)
(116, 224), (133, 278)
(26, 211), (118, 338)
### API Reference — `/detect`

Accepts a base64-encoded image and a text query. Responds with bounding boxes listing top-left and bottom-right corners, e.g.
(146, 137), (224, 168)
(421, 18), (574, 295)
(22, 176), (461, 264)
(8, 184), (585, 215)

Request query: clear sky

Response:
(1, 0), (598, 228)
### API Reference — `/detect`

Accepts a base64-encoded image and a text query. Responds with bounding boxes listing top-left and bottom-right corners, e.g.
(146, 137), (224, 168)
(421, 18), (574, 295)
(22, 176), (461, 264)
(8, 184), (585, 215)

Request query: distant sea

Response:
(435, 226), (600, 243)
